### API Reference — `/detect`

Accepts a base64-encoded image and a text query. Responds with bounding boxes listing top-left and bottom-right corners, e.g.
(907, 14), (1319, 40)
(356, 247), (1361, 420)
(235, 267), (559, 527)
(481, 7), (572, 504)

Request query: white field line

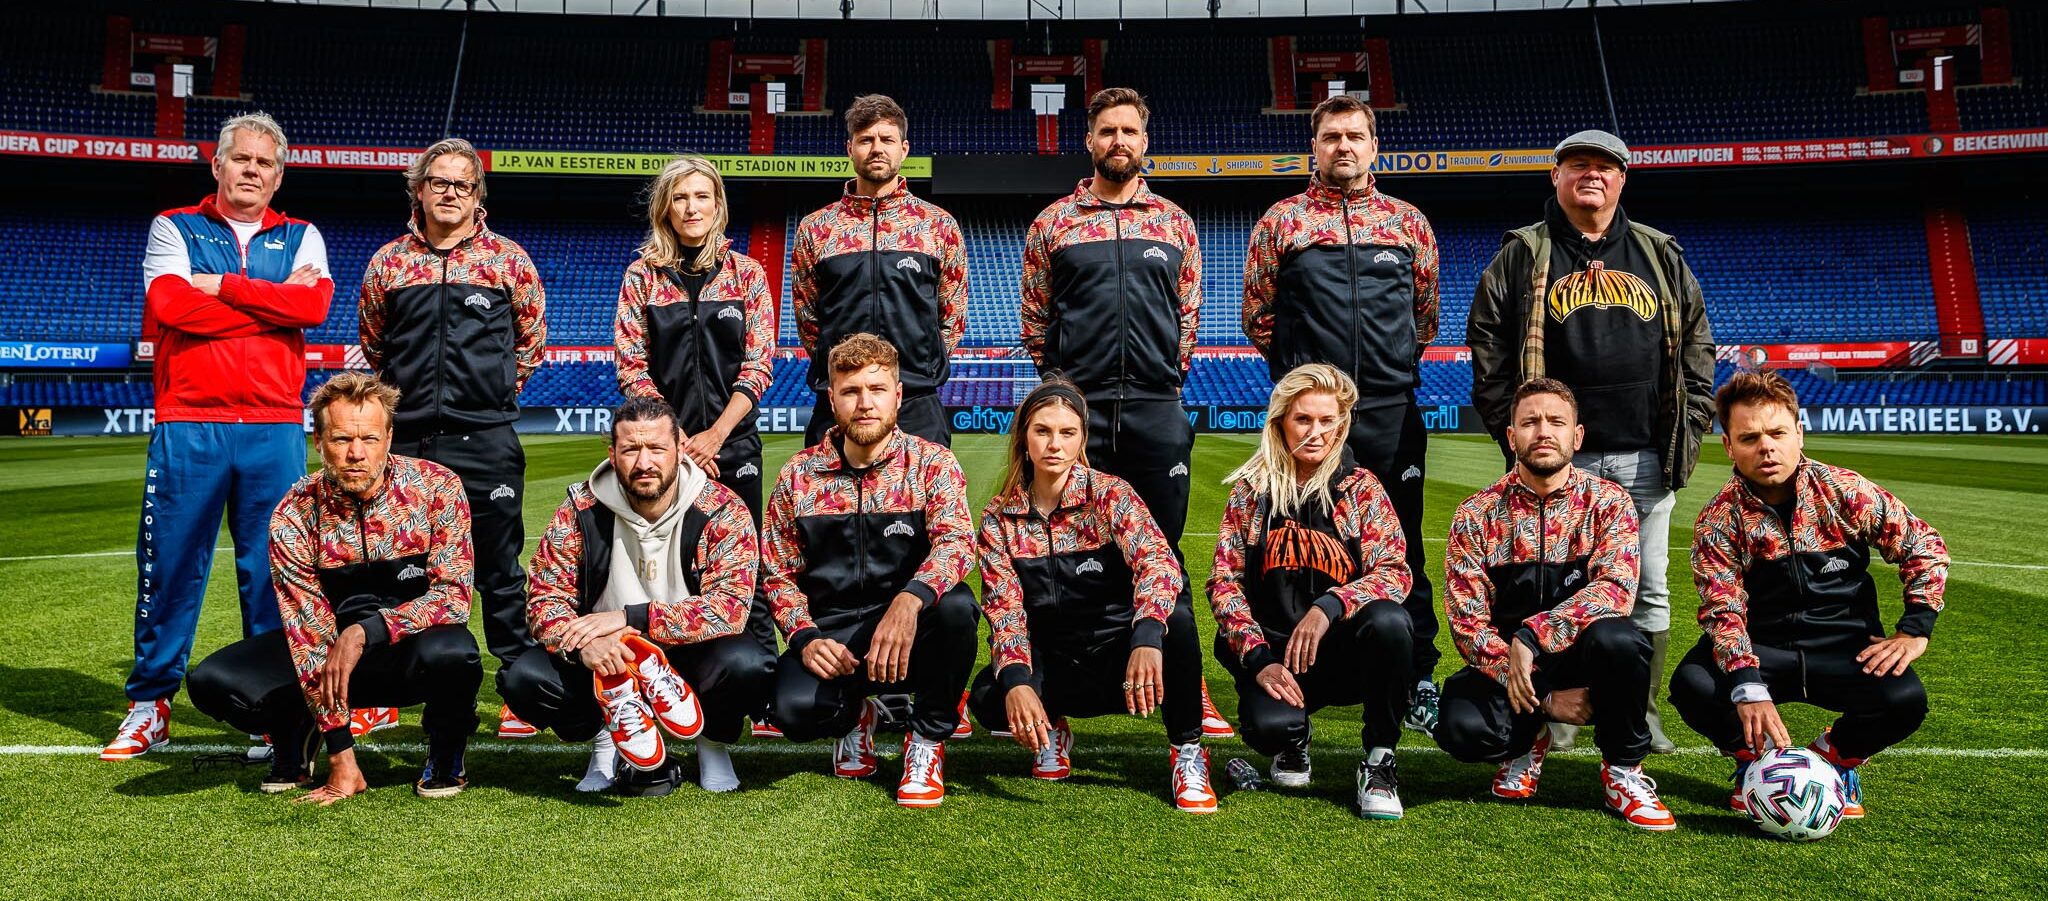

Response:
(5, 742), (2044, 759)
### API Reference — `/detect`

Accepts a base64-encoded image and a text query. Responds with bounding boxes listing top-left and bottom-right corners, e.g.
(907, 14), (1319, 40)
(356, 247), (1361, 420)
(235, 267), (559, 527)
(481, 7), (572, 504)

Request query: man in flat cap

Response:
(1466, 129), (1715, 756)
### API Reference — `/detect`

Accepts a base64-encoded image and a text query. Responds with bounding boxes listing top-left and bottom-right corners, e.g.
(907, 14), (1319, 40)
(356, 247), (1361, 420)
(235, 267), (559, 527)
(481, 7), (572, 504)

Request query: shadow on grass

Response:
(0, 664), (128, 739)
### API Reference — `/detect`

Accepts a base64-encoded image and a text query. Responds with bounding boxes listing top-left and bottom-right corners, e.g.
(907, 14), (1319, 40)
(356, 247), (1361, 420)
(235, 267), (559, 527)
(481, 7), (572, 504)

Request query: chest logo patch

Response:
(1373, 250), (1399, 264)
(1075, 559), (1105, 575)
(895, 258), (923, 273)
(735, 463), (760, 478)
(397, 565), (427, 581)
(1262, 521), (1356, 584)
(717, 306), (743, 321)
(1547, 261), (1658, 323)
(883, 521), (915, 538)
(490, 484), (516, 501)
(1820, 558), (1851, 574)
(464, 293), (494, 310)
(1143, 247), (1169, 263)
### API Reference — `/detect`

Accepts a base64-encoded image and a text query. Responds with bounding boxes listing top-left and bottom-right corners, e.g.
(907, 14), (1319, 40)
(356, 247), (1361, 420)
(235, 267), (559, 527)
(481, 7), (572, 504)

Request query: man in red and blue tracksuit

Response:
(106, 113), (334, 761)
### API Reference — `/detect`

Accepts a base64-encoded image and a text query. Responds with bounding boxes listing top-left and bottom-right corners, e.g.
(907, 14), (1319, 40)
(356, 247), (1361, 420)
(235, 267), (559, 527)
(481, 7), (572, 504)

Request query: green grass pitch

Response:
(2, 432), (2044, 899)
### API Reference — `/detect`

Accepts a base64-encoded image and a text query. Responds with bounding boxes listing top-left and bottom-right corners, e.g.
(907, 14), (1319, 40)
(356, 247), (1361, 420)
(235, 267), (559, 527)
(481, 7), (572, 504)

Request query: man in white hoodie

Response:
(500, 396), (774, 794)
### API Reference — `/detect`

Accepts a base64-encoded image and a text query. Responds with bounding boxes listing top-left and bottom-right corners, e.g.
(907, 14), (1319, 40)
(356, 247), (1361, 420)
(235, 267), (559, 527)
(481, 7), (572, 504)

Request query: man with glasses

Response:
(359, 138), (548, 740)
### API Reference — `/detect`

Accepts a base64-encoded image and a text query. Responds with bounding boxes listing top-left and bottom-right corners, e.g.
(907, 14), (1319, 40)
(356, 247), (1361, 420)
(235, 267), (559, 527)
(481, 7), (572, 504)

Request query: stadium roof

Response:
(226, 0), (1746, 22)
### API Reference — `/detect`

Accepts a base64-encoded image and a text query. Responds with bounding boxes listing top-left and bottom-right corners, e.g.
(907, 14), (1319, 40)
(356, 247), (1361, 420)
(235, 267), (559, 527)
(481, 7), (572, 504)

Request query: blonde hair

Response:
(309, 371), (401, 434)
(214, 112), (288, 165)
(1223, 363), (1359, 521)
(404, 138), (488, 212)
(639, 155), (728, 273)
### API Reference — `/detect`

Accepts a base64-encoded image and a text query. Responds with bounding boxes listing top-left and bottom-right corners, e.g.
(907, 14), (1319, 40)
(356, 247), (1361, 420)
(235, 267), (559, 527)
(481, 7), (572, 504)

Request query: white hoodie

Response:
(587, 456), (709, 614)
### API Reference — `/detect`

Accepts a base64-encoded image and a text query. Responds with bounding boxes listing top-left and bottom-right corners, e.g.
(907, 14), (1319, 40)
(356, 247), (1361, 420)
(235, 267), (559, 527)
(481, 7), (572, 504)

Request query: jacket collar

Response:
(837, 176), (912, 215)
(1731, 457), (1818, 509)
(998, 466), (1096, 517)
(1504, 462), (1586, 502)
(198, 194), (288, 232)
(1544, 195), (1631, 252)
(817, 425), (907, 473)
(1070, 177), (1165, 210)
(405, 207), (492, 251)
(1304, 173), (1377, 206)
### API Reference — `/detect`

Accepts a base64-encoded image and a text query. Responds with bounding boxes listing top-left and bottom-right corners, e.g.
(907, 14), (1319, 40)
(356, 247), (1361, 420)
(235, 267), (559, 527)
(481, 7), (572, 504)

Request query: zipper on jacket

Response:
(1341, 192), (1360, 376)
(854, 464), (869, 600)
(432, 251), (451, 433)
(1032, 507), (1059, 614)
(1764, 498), (1808, 622)
(868, 199), (881, 332)
(1534, 489), (1548, 604)
(1114, 209), (1128, 399)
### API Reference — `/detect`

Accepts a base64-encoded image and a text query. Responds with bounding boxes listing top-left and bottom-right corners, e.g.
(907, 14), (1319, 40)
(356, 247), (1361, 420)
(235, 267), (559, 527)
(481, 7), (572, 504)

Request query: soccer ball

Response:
(1739, 748), (1848, 841)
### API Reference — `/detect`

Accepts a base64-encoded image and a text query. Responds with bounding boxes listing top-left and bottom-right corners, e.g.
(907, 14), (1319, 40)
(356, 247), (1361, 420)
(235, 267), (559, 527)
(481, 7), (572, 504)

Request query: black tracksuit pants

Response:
(1668, 635), (1928, 762)
(1436, 617), (1652, 768)
(704, 432), (780, 661)
(1220, 600), (1415, 755)
(771, 585), (978, 744)
(496, 632), (776, 746)
(805, 390), (951, 448)
(967, 598), (1207, 746)
(1345, 397), (1439, 683)
(1084, 399), (1195, 546)
(393, 424), (533, 666)
(187, 623), (482, 766)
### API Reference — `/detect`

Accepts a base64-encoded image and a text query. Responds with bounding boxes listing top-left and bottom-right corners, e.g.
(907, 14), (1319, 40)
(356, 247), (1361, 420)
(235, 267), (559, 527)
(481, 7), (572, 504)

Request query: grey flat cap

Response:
(1554, 129), (1630, 168)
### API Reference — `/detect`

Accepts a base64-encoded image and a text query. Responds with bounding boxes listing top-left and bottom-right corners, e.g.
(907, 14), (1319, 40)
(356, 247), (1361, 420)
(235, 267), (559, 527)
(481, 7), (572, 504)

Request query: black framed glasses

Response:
(426, 177), (477, 197)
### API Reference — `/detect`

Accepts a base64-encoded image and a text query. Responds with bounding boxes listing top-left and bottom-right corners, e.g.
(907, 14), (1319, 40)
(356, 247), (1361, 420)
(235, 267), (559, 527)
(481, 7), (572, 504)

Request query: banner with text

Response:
(489, 150), (932, 180)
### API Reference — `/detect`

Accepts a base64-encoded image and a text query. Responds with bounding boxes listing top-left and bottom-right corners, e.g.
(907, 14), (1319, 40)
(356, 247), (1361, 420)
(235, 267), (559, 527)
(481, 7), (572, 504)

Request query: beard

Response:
(858, 156), (901, 187)
(1516, 445), (1570, 477)
(842, 411), (897, 448)
(1093, 150), (1141, 184)
(624, 464), (678, 503)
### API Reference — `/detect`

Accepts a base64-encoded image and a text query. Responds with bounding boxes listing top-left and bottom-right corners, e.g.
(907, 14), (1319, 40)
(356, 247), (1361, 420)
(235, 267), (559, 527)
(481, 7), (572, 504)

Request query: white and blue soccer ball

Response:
(1740, 747), (1848, 841)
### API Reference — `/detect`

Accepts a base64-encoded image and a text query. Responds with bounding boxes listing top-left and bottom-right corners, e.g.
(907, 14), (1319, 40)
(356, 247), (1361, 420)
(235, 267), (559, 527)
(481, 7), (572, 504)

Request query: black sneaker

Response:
(415, 754), (467, 799)
(259, 730), (318, 794)
(1270, 746), (1312, 788)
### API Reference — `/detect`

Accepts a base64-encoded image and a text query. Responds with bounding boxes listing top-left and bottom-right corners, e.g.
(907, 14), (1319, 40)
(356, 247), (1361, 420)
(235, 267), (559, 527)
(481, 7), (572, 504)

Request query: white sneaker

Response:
(632, 640), (703, 740)
(100, 699), (169, 760)
(576, 733), (620, 793)
(1171, 742), (1218, 814)
(1356, 747), (1403, 820)
(1032, 719), (1073, 781)
(1602, 762), (1676, 831)
(897, 733), (947, 807)
(597, 676), (667, 771)
(833, 699), (879, 778)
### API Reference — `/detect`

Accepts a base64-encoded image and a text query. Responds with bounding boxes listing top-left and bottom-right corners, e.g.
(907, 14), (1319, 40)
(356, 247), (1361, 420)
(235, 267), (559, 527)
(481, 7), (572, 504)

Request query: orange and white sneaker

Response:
(832, 698), (880, 778)
(348, 707), (399, 738)
(897, 733), (947, 808)
(1032, 719), (1073, 781)
(1170, 742), (1218, 814)
(1809, 730), (1866, 819)
(951, 690), (974, 739)
(101, 699), (169, 760)
(596, 673), (667, 771)
(496, 704), (539, 740)
(1602, 762), (1676, 831)
(1492, 729), (1550, 799)
(751, 717), (785, 739)
(626, 635), (703, 740)
(1200, 683), (1235, 739)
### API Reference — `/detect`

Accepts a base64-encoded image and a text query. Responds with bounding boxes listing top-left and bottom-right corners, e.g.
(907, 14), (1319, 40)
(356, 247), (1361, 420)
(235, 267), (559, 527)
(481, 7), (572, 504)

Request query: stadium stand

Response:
(5, 5), (2045, 155)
